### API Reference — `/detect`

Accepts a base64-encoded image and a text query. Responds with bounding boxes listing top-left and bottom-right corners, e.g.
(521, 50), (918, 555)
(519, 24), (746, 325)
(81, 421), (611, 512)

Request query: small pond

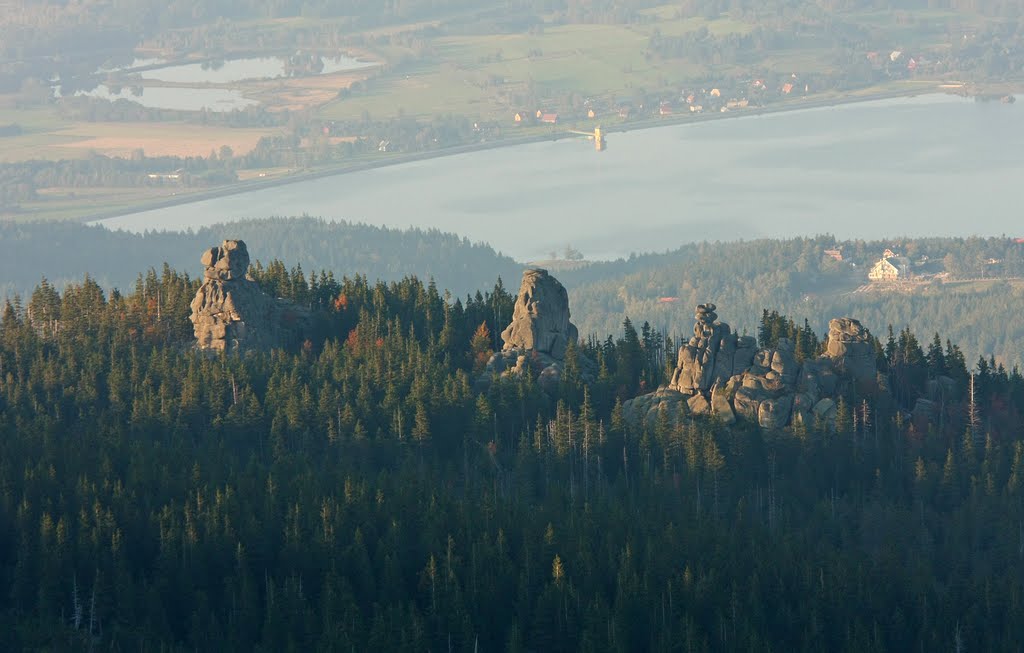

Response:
(96, 58), (168, 74)
(73, 85), (258, 112)
(139, 54), (376, 84)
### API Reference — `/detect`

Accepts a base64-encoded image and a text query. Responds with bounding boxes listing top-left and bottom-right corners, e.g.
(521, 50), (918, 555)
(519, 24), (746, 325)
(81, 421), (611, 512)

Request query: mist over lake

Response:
(97, 94), (1023, 261)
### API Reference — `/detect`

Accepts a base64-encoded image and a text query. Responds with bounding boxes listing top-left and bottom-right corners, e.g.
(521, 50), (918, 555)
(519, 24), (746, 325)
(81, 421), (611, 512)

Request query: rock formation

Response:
(481, 268), (593, 392)
(625, 303), (879, 430)
(622, 387), (690, 425)
(826, 318), (877, 390)
(500, 268), (579, 358)
(189, 240), (310, 352)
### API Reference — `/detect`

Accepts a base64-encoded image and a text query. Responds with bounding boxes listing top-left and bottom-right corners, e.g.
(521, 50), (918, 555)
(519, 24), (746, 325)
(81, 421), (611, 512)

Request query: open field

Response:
(8, 187), (182, 221)
(318, 17), (736, 122)
(0, 115), (276, 161)
(57, 123), (273, 158)
(248, 71), (370, 112)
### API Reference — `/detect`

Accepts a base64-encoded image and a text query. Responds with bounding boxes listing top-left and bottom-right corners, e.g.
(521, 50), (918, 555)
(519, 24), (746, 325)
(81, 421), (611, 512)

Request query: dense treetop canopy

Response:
(2, 254), (1024, 650)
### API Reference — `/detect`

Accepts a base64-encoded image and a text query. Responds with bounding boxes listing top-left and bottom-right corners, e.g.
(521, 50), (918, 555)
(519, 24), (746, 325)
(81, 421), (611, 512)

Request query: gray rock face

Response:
(710, 383), (736, 424)
(629, 304), (882, 431)
(501, 268), (579, 359)
(481, 269), (593, 392)
(826, 318), (877, 390)
(201, 240), (250, 281)
(912, 398), (938, 424)
(622, 387), (689, 425)
(812, 398), (837, 430)
(670, 303), (729, 394)
(927, 376), (957, 402)
(189, 240), (310, 352)
(687, 393), (711, 416)
(758, 395), (793, 429)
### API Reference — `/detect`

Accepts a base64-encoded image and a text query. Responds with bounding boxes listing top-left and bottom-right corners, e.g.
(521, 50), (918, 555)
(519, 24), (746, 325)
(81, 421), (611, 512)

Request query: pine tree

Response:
(470, 321), (492, 373)
(413, 402), (431, 443)
(551, 555), (565, 586)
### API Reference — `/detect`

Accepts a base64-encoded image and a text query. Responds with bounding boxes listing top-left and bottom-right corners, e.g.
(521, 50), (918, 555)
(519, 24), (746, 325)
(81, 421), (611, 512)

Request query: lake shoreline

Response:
(84, 83), (965, 228)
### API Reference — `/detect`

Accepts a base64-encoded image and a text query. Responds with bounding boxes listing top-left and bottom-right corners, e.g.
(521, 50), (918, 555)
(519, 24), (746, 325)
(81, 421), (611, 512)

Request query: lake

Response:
(73, 85), (258, 112)
(97, 94), (1024, 261)
(58, 54), (376, 112)
(138, 55), (376, 84)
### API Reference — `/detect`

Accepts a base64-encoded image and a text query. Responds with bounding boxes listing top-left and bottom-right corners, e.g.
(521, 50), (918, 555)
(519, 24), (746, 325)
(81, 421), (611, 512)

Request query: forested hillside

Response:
(0, 217), (521, 300)
(562, 235), (1024, 371)
(2, 259), (1024, 650)
(7, 223), (1023, 371)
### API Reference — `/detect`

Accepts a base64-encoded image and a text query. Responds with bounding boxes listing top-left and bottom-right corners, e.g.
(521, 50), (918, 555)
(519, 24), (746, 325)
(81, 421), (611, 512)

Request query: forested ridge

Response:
(7, 222), (1024, 371)
(564, 235), (1024, 371)
(0, 218), (522, 301)
(2, 257), (1024, 651)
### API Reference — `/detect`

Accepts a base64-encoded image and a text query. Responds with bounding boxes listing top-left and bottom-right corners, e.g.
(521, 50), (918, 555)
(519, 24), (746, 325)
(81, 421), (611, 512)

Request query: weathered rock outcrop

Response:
(481, 269), (593, 392)
(500, 268), (579, 358)
(670, 303), (723, 394)
(825, 318), (877, 389)
(625, 303), (880, 430)
(622, 387), (689, 425)
(189, 240), (310, 352)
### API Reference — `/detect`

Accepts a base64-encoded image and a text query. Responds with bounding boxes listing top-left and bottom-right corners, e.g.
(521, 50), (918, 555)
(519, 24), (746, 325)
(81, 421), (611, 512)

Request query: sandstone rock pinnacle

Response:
(481, 268), (593, 392)
(189, 240), (310, 352)
(500, 268), (579, 359)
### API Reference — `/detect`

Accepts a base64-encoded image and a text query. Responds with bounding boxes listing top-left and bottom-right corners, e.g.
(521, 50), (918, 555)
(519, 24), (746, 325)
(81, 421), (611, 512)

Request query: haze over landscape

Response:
(96, 93), (1024, 260)
(3, 1), (1024, 651)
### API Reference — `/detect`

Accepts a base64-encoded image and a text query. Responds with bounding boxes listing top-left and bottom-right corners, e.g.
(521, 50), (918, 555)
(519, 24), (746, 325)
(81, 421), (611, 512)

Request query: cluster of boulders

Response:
(189, 240), (310, 352)
(479, 268), (595, 392)
(625, 304), (879, 430)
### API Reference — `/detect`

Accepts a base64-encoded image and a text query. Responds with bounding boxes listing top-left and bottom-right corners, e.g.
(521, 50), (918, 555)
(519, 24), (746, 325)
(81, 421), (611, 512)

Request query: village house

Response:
(868, 256), (911, 282)
(823, 247), (844, 262)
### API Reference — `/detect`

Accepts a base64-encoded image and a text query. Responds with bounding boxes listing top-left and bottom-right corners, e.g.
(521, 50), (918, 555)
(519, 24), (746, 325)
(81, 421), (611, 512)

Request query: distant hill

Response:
(0, 217), (522, 300)
(559, 236), (1024, 371)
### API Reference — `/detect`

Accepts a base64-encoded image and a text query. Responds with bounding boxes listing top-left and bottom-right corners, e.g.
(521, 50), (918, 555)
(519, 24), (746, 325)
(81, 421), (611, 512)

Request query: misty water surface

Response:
(97, 94), (1023, 261)
(138, 55), (375, 83)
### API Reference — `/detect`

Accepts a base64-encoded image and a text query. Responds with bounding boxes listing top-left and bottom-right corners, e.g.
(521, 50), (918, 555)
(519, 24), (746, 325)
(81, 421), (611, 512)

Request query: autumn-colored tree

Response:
(470, 321), (492, 373)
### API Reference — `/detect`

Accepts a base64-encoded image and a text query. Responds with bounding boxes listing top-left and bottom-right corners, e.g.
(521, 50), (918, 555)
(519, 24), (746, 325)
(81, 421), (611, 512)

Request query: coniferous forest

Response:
(2, 262), (1024, 651)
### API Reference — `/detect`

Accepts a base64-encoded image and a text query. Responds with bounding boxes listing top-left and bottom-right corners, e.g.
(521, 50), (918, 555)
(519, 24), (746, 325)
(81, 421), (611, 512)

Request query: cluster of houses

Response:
(866, 50), (925, 75)
(515, 75), (822, 126)
(514, 109), (564, 124)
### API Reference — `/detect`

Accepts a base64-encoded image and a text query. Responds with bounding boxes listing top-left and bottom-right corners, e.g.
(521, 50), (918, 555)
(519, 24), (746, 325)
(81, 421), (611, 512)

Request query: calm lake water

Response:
(74, 85), (259, 112)
(138, 55), (375, 84)
(63, 55), (375, 112)
(97, 94), (1024, 261)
